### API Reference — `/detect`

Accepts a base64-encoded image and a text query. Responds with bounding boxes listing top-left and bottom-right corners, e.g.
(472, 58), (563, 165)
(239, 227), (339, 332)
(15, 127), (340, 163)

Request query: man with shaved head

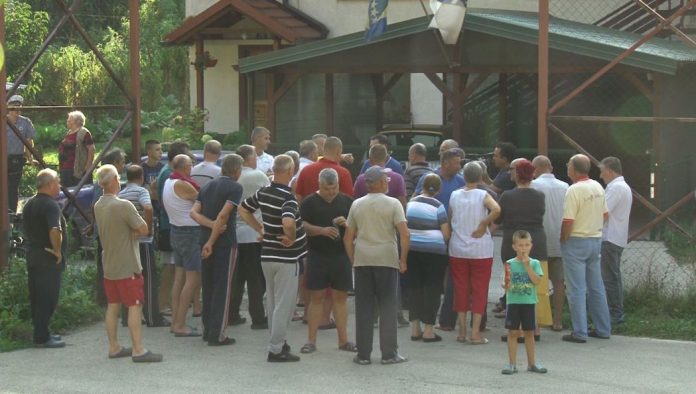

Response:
(191, 139), (222, 188)
(532, 155), (569, 331)
(560, 154), (611, 343)
(405, 143), (431, 198)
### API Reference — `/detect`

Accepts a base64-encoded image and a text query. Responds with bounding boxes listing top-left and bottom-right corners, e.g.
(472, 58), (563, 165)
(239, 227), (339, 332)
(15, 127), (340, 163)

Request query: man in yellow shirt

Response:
(560, 154), (611, 344)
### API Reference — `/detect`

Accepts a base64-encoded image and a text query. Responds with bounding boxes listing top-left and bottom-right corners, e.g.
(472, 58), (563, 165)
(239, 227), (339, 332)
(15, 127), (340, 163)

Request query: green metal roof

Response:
(240, 8), (696, 75)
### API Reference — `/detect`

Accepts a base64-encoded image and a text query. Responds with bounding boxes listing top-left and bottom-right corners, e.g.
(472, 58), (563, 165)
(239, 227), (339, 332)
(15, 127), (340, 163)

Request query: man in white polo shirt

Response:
(560, 154), (611, 343)
(251, 127), (274, 176)
(599, 156), (632, 326)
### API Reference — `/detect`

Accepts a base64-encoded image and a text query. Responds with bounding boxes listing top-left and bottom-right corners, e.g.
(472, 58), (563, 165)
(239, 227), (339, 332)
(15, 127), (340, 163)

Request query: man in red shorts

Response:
(94, 164), (163, 363)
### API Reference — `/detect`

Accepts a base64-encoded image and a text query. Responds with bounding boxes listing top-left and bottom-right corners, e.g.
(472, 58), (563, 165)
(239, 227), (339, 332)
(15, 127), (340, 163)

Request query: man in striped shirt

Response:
(239, 154), (307, 362)
(118, 165), (168, 327)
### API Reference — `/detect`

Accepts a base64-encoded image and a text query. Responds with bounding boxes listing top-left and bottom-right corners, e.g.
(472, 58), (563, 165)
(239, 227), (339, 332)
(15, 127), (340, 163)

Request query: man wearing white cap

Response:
(6, 94), (36, 212)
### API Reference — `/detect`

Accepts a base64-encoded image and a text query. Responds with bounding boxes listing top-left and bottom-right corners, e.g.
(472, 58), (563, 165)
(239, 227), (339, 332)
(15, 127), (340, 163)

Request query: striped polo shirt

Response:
(241, 182), (307, 263)
(118, 183), (153, 243)
(406, 195), (448, 255)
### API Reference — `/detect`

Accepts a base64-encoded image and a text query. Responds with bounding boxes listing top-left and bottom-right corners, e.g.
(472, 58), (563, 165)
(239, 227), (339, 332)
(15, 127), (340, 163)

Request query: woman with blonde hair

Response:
(58, 111), (95, 186)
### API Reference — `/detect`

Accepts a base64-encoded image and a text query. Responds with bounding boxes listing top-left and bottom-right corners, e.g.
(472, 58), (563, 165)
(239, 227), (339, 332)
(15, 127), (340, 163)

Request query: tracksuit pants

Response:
(202, 244), (238, 343)
(262, 261), (299, 354)
(28, 264), (62, 344)
(229, 243), (267, 324)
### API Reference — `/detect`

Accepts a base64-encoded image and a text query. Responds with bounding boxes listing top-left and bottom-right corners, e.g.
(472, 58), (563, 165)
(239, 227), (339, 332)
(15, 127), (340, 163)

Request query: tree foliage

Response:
(4, 0), (188, 117)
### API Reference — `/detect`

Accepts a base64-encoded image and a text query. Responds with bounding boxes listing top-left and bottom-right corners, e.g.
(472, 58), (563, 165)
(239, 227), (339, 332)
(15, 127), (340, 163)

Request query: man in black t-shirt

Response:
(299, 168), (356, 354)
(23, 169), (67, 348)
(191, 155), (244, 346)
(491, 141), (517, 195)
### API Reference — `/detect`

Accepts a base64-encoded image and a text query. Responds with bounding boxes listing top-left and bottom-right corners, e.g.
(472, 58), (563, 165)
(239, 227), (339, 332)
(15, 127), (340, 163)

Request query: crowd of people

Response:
(19, 123), (633, 373)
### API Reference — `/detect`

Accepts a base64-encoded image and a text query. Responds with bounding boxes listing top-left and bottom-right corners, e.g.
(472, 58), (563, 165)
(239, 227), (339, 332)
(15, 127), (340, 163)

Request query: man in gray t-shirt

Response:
(344, 166), (410, 365)
(6, 95), (36, 212)
(191, 140), (222, 188)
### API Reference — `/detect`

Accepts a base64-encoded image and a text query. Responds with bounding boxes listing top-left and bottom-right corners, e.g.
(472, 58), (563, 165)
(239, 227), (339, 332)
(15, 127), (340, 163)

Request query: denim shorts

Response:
(170, 226), (202, 272)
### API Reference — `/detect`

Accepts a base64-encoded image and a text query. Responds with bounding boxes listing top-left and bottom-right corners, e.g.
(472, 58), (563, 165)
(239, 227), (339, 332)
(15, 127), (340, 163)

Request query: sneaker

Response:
(528, 363), (548, 373)
(267, 351), (300, 362)
(282, 342), (291, 353)
(353, 355), (371, 365)
(562, 334), (587, 343)
(501, 364), (518, 375)
(34, 338), (65, 349)
(397, 313), (410, 328)
(380, 353), (408, 365)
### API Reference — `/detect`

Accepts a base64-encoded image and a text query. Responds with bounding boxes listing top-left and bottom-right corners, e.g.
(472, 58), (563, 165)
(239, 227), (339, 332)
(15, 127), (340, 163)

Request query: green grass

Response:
(559, 282), (696, 341)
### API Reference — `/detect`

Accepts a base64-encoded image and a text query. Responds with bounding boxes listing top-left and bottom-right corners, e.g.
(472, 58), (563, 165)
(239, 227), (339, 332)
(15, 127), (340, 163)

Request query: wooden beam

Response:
(452, 73), (463, 143)
(266, 73), (275, 136)
(549, 115), (696, 123)
(382, 73), (404, 97)
(621, 72), (654, 103)
(270, 73), (300, 103)
(195, 39), (205, 112)
(231, 0), (299, 42)
(424, 73), (456, 103)
(325, 73), (334, 135)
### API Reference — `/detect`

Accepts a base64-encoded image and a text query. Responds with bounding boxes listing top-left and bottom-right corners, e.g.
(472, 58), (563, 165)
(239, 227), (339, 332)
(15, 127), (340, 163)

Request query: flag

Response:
(365, 0), (389, 43)
(429, 0), (467, 45)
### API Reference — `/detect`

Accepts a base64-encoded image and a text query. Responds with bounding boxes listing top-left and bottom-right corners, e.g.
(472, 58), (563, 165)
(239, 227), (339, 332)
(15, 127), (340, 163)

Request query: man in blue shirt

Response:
(359, 134), (404, 176)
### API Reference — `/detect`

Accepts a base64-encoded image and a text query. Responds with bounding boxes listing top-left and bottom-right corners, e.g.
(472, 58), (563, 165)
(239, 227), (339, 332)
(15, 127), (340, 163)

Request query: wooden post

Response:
(372, 74), (384, 132)
(452, 73), (463, 143)
(195, 39), (205, 112)
(499, 73), (509, 141)
(538, 0), (549, 155)
(129, 0), (141, 162)
(266, 73), (276, 137)
(0, 4), (8, 270)
(325, 74), (334, 135)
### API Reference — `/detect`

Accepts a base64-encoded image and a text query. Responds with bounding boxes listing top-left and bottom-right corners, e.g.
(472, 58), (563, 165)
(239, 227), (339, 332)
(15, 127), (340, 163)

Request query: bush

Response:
(0, 259), (102, 352)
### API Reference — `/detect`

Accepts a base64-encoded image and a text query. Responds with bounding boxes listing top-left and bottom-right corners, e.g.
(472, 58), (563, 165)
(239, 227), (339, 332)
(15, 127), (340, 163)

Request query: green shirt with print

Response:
(506, 257), (544, 305)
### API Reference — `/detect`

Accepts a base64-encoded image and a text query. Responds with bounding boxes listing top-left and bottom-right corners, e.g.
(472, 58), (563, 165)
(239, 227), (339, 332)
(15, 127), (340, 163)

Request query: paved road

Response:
(1, 299), (695, 393)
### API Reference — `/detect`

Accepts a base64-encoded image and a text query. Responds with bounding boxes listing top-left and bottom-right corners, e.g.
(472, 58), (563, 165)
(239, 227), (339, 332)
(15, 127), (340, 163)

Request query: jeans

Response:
(562, 237), (611, 338)
(355, 266), (399, 361)
(601, 241), (625, 324)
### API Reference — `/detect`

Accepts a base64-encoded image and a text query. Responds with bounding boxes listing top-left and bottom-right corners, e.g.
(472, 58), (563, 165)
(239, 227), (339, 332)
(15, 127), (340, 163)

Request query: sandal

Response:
(456, 336), (468, 343)
(132, 350), (163, 363)
(300, 343), (317, 354)
(108, 346), (132, 359)
(410, 334), (423, 341)
(338, 342), (358, 352)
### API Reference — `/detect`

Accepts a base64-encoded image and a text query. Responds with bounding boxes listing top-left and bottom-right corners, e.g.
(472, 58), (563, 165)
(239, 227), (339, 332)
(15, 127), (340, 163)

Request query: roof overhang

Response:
(239, 9), (696, 76)
(163, 0), (327, 46)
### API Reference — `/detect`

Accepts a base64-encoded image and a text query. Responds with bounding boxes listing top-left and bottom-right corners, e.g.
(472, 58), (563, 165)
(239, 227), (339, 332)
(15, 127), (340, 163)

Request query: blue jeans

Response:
(561, 237), (611, 339)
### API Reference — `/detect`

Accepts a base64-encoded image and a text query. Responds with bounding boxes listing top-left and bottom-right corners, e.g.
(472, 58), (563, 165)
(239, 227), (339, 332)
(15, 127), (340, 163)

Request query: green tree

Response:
(4, 0), (49, 90)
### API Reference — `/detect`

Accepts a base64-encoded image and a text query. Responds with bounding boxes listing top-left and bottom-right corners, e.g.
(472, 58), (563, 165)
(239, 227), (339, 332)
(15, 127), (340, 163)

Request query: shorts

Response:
(305, 250), (352, 291)
(505, 303), (536, 331)
(547, 256), (564, 283)
(157, 228), (173, 252)
(104, 274), (144, 307)
(170, 226), (202, 272)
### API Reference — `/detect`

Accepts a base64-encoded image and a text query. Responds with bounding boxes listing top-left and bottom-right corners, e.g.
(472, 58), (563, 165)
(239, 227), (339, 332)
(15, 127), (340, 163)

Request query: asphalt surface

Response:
(1, 299), (695, 393)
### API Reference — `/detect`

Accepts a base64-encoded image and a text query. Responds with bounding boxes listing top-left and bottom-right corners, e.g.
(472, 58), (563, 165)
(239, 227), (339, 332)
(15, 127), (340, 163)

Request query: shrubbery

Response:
(0, 259), (102, 352)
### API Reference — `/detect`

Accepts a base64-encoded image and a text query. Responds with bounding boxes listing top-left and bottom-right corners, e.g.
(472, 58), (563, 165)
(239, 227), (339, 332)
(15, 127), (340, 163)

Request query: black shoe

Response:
(34, 338), (65, 348)
(562, 334), (587, 343)
(588, 330), (610, 339)
(251, 321), (269, 330)
(208, 337), (236, 346)
(282, 342), (291, 353)
(267, 351), (300, 362)
(229, 315), (247, 326)
(149, 318), (171, 328)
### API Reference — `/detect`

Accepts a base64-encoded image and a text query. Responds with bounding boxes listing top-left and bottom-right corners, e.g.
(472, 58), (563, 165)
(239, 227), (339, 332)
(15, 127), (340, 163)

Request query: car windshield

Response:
(385, 133), (441, 149)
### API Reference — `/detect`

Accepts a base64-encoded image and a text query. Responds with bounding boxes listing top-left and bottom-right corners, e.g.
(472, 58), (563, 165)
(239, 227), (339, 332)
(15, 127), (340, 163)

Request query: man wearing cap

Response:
(6, 95), (36, 212)
(345, 166), (410, 365)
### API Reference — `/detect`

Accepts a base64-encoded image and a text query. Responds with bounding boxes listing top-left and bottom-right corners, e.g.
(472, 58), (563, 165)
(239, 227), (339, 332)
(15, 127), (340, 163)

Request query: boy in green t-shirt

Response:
(502, 230), (548, 375)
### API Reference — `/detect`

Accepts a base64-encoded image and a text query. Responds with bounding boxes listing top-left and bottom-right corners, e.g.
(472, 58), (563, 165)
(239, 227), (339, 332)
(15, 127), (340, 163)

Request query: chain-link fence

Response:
(547, 0), (696, 295)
